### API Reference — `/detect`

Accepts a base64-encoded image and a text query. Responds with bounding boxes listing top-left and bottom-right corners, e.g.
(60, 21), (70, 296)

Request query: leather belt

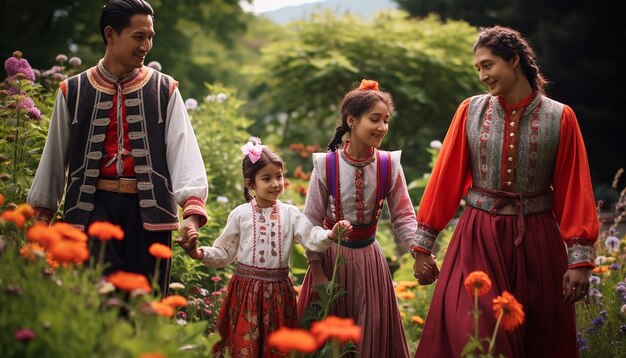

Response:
(96, 178), (137, 194)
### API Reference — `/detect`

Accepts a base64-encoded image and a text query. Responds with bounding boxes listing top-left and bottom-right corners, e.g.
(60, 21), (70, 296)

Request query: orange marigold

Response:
(138, 353), (166, 358)
(106, 271), (152, 293)
(310, 315), (362, 345)
(396, 291), (415, 299)
(0, 193), (4, 206)
(52, 222), (88, 242)
(47, 240), (90, 264)
(492, 291), (525, 331)
(149, 243), (172, 259)
(161, 295), (187, 308)
(150, 301), (174, 318)
(15, 203), (35, 218)
(464, 271), (492, 297)
(88, 221), (124, 241)
(410, 315), (425, 325)
(27, 223), (62, 249)
(267, 327), (319, 353)
(358, 79), (380, 91)
(19, 242), (45, 261)
(1, 210), (26, 228)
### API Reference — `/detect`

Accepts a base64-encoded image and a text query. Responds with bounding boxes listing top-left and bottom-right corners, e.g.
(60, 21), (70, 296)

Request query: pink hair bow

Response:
(241, 141), (266, 164)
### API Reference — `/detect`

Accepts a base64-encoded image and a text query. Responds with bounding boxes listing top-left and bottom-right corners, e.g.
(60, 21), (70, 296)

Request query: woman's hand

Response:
(413, 251), (439, 285)
(562, 267), (591, 304)
(329, 220), (353, 241)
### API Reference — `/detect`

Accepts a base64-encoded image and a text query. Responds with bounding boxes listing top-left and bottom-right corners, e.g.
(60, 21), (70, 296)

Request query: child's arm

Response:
(175, 229), (203, 260)
(329, 220), (353, 241)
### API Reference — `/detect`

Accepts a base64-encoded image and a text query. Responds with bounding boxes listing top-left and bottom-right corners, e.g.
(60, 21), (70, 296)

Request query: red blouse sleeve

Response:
(413, 98), (473, 253)
(552, 105), (598, 268)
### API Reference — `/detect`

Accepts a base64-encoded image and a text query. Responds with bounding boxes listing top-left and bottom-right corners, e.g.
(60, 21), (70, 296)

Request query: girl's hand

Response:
(175, 229), (204, 260)
(413, 251), (439, 285)
(329, 220), (353, 241)
(562, 267), (591, 304)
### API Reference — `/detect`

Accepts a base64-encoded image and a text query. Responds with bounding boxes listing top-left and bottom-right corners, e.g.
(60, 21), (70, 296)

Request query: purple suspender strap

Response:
(371, 150), (392, 222)
(326, 151), (340, 222)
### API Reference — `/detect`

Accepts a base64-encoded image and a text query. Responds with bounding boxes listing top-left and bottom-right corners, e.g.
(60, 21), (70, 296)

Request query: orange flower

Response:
(310, 315), (362, 345)
(20, 242), (45, 261)
(593, 265), (609, 274)
(149, 243), (172, 259)
(150, 301), (174, 318)
(358, 79), (380, 91)
(395, 291), (415, 299)
(47, 240), (90, 264)
(15, 203), (35, 218)
(88, 221), (124, 241)
(52, 222), (88, 242)
(464, 271), (492, 297)
(1, 210), (26, 227)
(138, 353), (166, 358)
(161, 295), (187, 308)
(0, 193), (4, 206)
(492, 291), (525, 331)
(106, 271), (152, 293)
(410, 315), (425, 325)
(398, 280), (418, 288)
(27, 223), (62, 249)
(267, 327), (319, 353)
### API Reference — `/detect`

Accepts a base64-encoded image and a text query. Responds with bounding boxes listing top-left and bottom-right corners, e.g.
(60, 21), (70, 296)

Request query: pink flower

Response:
(68, 57), (82, 67)
(211, 276), (221, 282)
(56, 54), (68, 63)
(4, 56), (35, 82)
(27, 107), (42, 120)
(15, 328), (36, 341)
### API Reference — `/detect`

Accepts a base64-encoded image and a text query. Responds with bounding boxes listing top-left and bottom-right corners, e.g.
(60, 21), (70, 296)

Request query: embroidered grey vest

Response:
(464, 93), (563, 214)
(62, 66), (179, 231)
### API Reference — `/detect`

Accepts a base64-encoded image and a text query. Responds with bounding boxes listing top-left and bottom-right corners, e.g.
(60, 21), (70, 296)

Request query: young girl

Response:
(413, 26), (598, 357)
(297, 80), (429, 357)
(176, 139), (351, 357)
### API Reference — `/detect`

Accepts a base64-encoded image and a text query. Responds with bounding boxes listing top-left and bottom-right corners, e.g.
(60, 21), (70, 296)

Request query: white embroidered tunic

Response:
(199, 199), (334, 269)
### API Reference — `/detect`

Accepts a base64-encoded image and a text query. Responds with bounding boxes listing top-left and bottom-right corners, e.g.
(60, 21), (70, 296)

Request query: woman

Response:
(413, 26), (597, 357)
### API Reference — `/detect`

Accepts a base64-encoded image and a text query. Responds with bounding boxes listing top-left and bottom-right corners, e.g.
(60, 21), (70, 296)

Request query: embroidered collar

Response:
(97, 59), (140, 84)
(340, 141), (376, 167)
(497, 91), (538, 113)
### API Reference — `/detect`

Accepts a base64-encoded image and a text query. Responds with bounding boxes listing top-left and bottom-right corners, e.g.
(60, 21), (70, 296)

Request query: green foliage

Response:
(189, 82), (254, 203)
(0, 225), (212, 358)
(248, 10), (482, 180)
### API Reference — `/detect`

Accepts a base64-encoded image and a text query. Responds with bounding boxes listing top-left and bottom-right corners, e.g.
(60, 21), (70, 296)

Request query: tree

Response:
(247, 10), (483, 180)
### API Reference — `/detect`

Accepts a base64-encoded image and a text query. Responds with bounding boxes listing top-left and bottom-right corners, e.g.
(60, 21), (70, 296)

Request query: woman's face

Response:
(474, 46), (518, 98)
(348, 100), (390, 149)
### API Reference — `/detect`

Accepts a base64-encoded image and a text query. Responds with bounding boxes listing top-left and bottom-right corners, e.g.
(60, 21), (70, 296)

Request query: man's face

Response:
(105, 14), (154, 75)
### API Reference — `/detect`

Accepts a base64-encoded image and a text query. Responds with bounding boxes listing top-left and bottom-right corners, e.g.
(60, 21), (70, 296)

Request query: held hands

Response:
(562, 267), (591, 304)
(329, 220), (353, 241)
(413, 251), (439, 285)
(175, 215), (204, 260)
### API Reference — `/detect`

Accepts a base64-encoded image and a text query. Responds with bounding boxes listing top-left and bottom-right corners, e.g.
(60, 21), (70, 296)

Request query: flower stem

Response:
(152, 257), (161, 296)
(487, 309), (504, 355)
(474, 288), (479, 341)
(323, 226), (344, 318)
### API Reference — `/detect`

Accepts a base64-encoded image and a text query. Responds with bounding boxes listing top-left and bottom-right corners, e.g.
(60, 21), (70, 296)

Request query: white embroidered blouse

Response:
(199, 199), (334, 269)
(304, 149), (418, 262)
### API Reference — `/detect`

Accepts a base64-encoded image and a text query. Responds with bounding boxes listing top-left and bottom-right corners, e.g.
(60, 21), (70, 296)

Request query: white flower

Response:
(176, 319), (188, 326)
(169, 282), (185, 290)
(204, 94), (216, 102)
(185, 98), (198, 111)
(216, 196), (229, 204)
(216, 93), (228, 103)
(430, 140), (442, 149)
(595, 256), (607, 266)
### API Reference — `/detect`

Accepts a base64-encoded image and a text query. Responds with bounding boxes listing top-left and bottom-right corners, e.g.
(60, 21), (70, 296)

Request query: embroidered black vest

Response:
(62, 66), (179, 231)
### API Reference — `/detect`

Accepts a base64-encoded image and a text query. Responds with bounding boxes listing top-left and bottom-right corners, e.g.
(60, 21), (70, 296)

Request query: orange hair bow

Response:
(359, 79), (380, 91)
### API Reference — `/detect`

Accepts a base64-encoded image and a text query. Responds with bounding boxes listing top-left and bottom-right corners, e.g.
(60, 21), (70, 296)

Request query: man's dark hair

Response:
(100, 0), (154, 45)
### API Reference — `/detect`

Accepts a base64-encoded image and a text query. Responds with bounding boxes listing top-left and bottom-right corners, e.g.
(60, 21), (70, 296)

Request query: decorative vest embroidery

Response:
(62, 66), (179, 231)
(464, 93), (562, 215)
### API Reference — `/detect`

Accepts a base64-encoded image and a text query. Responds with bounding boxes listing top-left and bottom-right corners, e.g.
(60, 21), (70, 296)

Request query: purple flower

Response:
(577, 332), (587, 351)
(68, 57), (81, 67)
(18, 97), (35, 110)
(147, 61), (162, 71)
(4, 56), (35, 82)
(610, 263), (620, 270)
(27, 107), (42, 120)
(591, 315), (605, 327)
(605, 236), (620, 252)
(55, 54), (68, 63)
(15, 328), (36, 341)
(589, 275), (601, 285)
(589, 287), (603, 299)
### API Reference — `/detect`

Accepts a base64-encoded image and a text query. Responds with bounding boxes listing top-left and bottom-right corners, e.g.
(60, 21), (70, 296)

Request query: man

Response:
(27, 0), (208, 296)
